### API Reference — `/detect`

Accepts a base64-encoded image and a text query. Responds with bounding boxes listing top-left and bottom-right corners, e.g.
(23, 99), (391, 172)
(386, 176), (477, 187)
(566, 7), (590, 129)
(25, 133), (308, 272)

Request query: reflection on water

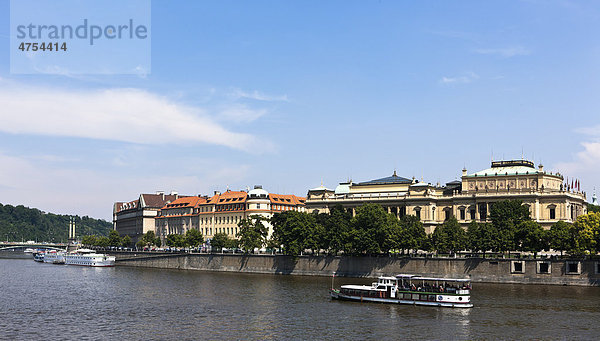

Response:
(1, 259), (599, 340)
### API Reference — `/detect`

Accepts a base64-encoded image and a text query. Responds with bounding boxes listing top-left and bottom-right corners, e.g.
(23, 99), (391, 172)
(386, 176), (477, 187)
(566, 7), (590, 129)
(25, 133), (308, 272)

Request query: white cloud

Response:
(554, 127), (600, 197)
(230, 88), (289, 102)
(439, 72), (479, 84)
(556, 141), (600, 174)
(575, 124), (600, 136)
(0, 151), (253, 220)
(218, 104), (268, 123)
(0, 84), (275, 153)
(474, 46), (531, 58)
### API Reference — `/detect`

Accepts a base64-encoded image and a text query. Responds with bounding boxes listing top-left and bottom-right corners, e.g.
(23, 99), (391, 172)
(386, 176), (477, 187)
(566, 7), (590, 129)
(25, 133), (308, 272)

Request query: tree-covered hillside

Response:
(0, 203), (112, 242)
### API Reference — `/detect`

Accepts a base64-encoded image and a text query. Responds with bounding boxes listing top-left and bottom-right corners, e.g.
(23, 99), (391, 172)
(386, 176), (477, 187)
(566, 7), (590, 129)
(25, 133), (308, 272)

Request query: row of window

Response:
(200, 215), (244, 225)
(201, 227), (238, 236)
(510, 260), (589, 275)
(395, 205), (560, 222)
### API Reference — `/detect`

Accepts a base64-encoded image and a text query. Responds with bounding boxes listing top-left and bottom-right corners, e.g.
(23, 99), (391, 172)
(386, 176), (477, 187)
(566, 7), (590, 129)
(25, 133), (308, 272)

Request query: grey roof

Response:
(357, 172), (412, 186)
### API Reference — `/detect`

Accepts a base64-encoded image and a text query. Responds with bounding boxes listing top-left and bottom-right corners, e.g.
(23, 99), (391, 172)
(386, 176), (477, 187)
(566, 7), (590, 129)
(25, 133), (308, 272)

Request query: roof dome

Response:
(248, 185), (269, 198)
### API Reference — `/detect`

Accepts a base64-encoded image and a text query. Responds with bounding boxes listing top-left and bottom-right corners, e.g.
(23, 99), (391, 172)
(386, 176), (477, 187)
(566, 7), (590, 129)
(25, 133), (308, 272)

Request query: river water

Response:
(1, 258), (599, 340)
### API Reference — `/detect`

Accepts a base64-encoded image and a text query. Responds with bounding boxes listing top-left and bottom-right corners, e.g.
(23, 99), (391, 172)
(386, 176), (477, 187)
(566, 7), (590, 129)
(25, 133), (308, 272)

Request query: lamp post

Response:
(331, 271), (336, 290)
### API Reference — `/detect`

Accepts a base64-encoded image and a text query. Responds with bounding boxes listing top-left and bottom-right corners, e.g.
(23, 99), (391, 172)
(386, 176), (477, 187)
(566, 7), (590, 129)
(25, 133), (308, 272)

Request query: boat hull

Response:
(330, 290), (473, 308)
(65, 255), (115, 267)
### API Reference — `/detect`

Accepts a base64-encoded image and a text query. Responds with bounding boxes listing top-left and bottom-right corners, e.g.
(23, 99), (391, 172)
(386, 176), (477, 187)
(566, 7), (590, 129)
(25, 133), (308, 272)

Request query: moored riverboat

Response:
(32, 250), (45, 262)
(43, 250), (66, 264)
(330, 274), (472, 308)
(65, 249), (115, 267)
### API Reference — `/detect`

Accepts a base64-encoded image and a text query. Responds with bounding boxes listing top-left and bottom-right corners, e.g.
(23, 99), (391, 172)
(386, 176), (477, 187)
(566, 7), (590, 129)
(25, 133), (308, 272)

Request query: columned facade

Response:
(306, 160), (588, 233)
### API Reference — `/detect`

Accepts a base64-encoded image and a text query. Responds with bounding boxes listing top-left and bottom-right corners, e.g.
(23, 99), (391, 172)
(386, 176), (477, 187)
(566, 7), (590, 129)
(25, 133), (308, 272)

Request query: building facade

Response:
(113, 191), (181, 244)
(306, 160), (588, 233)
(155, 186), (306, 245)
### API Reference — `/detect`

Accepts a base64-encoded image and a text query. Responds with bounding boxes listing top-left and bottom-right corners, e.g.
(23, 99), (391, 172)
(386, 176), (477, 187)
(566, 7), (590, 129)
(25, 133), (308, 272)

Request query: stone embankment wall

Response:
(115, 253), (600, 286)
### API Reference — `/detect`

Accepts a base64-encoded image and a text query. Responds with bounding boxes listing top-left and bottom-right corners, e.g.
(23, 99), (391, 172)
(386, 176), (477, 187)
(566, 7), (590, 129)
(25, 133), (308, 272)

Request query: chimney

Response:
(538, 164), (544, 172)
(462, 168), (467, 177)
(214, 190), (221, 196)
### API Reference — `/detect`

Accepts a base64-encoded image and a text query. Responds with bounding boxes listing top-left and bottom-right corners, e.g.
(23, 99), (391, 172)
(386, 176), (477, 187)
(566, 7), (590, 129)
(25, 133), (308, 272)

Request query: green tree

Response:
(323, 205), (353, 255)
(81, 235), (97, 246)
(121, 235), (131, 247)
(265, 237), (280, 253)
(547, 221), (571, 256)
(237, 215), (268, 253)
(350, 204), (395, 254)
(307, 213), (328, 255)
(225, 238), (239, 249)
(185, 228), (204, 248)
(271, 211), (317, 256)
(210, 232), (230, 251)
(397, 215), (426, 254)
(588, 204), (600, 214)
(570, 212), (600, 255)
(515, 220), (546, 257)
(431, 217), (467, 254)
(108, 230), (122, 247)
(467, 221), (498, 257)
(490, 200), (531, 252)
(166, 234), (187, 248)
(137, 231), (160, 248)
(95, 236), (110, 247)
(0, 203), (112, 243)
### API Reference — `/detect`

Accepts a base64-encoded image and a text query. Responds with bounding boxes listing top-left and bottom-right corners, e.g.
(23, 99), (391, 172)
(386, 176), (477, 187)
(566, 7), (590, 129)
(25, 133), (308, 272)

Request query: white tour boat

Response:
(32, 250), (45, 262)
(65, 249), (116, 267)
(330, 274), (473, 308)
(43, 250), (66, 264)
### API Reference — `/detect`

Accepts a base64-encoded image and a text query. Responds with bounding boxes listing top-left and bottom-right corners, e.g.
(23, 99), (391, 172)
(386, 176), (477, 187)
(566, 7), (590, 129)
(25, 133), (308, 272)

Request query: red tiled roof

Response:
(162, 196), (207, 210)
(205, 190), (248, 205)
(269, 193), (306, 206)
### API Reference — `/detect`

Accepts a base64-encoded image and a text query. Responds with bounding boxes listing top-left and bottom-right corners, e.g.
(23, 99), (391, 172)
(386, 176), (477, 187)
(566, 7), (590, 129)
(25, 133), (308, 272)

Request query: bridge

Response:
(0, 242), (68, 251)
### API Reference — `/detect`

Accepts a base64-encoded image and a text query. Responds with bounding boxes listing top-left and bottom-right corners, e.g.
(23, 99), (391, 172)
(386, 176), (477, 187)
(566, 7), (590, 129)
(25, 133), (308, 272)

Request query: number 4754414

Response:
(18, 42), (67, 52)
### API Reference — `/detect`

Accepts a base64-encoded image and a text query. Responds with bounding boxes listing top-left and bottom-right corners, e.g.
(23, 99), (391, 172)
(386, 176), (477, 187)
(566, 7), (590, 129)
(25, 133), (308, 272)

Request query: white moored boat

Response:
(330, 274), (473, 308)
(65, 249), (116, 267)
(32, 250), (45, 262)
(43, 250), (66, 264)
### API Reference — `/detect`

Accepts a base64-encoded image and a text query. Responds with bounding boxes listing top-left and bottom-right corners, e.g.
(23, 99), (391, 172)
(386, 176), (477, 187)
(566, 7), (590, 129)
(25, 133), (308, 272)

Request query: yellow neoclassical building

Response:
(306, 160), (588, 233)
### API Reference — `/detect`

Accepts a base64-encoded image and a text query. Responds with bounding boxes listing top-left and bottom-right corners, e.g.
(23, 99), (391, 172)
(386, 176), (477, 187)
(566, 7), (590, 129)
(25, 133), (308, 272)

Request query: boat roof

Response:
(341, 285), (385, 291)
(395, 274), (417, 279)
(412, 276), (471, 282)
(395, 274), (470, 282)
(74, 248), (96, 253)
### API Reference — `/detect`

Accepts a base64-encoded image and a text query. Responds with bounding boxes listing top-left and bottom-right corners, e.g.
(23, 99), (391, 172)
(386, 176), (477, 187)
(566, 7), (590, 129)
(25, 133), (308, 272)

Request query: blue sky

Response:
(1, 0), (599, 220)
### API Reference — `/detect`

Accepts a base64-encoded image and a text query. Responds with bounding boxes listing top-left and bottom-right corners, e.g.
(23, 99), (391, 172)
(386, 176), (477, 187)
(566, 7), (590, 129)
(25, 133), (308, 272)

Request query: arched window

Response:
(548, 204), (557, 220)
